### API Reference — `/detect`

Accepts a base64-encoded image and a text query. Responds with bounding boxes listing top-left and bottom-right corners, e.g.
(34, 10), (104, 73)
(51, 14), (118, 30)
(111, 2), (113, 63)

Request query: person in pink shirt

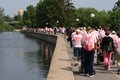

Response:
(109, 31), (118, 65)
(114, 31), (120, 74)
(91, 28), (99, 40)
(71, 29), (76, 39)
(98, 29), (105, 41)
(91, 28), (99, 56)
(110, 31), (118, 42)
(101, 31), (115, 70)
(72, 29), (82, 65)
(81, 27), (97, 77)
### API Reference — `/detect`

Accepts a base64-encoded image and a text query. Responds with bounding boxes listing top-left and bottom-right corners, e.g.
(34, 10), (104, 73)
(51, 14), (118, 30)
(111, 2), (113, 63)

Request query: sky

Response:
(0, 0), (118, 17)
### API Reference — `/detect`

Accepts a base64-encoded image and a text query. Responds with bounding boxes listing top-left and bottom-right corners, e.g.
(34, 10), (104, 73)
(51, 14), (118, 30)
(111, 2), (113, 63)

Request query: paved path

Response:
(47, 35), (75, 80)
(65, 38), (120, 80)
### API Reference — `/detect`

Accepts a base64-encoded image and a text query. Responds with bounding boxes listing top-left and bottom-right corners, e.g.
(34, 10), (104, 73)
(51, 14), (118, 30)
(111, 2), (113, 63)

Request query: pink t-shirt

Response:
(109, 34), (118, 41)
(71, 32), (76, 38)
(72, 34), (82, 47)
(115, 38), (120, 51)
(82, 32), (97, 50)
(92, 30), (99, 39)
(98, 30), (105, 39)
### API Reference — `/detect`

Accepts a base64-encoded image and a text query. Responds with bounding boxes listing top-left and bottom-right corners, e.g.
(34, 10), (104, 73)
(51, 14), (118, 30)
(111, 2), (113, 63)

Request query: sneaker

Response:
(89, 75), (94, 78)
(103, 65), (108, 70)
(108, 68), (111, 70)
(74, 63), (78, 66)
(93, 69), (96, 75)
(84, 74), (89, 76)
(117, 69), (120, 74)
(112, 62), (115, 65)
(78, 62), (81, 66)
(72, 57), (76, 60)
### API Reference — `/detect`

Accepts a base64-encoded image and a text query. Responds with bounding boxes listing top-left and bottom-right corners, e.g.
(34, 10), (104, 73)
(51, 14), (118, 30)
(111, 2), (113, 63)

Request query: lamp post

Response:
(76, 18), (79, 27)
(56, 20), (59, 27)
(46, 22), (48, 27)
(90, 13), (95, 27)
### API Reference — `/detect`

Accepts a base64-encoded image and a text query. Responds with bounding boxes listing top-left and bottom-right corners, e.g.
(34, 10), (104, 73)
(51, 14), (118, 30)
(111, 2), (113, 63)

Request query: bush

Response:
(0, 24), (16, 31)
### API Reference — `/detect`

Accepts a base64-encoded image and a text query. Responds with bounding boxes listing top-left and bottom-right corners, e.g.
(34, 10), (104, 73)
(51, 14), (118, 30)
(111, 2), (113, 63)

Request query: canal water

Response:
(0, 32), (55, 80)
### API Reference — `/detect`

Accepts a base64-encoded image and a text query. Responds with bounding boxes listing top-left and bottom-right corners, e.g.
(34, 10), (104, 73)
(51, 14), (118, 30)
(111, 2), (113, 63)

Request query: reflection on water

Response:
(0, 32), (55, 80)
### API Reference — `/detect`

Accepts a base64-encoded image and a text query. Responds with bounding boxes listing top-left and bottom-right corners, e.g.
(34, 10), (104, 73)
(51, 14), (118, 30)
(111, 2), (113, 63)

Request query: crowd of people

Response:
(21, 26), (120, 78)
(21, 26), (66, 35)
(66, 26), (120, 77)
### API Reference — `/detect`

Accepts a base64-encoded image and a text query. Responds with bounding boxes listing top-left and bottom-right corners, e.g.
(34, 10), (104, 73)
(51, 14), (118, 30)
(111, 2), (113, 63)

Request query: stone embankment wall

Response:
(21, 31), (57, 44)
(21, 31), (75, 80)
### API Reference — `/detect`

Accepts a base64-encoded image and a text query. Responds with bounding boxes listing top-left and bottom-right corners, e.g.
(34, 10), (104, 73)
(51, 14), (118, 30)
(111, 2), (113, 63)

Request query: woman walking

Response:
(114, 31), (120, 74)
(72, 29), (82, 65)
(101, 31), (115, 70)
(81, 27), (97, 77)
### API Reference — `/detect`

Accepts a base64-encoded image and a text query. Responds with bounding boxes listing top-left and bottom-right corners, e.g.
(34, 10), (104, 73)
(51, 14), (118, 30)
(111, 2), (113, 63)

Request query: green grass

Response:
(0, 24), (16, 31)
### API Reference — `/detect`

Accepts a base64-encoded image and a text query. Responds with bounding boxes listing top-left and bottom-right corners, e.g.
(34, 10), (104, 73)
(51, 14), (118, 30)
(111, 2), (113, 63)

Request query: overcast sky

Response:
(0, 0), (118, 17)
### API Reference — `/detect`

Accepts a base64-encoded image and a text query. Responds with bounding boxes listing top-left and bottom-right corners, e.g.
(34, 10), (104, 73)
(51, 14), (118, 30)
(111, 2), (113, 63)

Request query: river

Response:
(0, 32), (55, 80)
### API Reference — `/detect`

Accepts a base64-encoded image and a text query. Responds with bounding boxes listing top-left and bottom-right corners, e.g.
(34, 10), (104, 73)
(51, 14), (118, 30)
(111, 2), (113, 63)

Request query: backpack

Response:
(102, 36), (114, 53)
(105, 40), (113, 53)
(84, 34), (93, 51)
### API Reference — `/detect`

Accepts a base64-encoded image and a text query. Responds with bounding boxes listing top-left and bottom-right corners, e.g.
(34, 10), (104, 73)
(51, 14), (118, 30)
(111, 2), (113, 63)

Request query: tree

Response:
(109, 0), (120, 30)
(0, 7), (5, 26)
(75, 7), (99, 27)
(22, 0), (120, 30)
(64, 0), (76, 27)
(36, 0), (66, 27)
(36, 0), (46, 27)
(97, 11), (109, 27)
(113, 0), (120, 10)
(109, 10), (120, 30)
(23, 5), (36, 27)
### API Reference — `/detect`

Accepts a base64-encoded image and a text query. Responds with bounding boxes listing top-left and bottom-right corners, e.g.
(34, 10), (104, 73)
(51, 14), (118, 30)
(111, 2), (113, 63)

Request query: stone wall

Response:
(21, 31), (57, 45)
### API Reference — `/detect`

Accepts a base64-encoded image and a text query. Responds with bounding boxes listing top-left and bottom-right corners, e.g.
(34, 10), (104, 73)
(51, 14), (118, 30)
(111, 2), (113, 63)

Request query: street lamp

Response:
(56, 21), (59, 27)
(56, 21), (59, 24)
(46, 23), (48, 27)
(90, 13), (95, 27)
(76, 18), (79, 27)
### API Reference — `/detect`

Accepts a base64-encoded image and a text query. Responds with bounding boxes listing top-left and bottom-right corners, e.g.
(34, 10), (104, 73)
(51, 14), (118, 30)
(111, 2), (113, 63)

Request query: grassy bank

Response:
(0, 24), (16, 32)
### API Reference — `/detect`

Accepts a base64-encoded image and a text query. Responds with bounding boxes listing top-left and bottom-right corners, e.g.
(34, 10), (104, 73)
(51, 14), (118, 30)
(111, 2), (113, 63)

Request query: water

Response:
(0, 32), (55, 80)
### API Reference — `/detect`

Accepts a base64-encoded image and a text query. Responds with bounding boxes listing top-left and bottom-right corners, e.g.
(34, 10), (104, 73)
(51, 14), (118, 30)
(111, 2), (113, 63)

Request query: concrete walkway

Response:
(66, 38), (120, 80)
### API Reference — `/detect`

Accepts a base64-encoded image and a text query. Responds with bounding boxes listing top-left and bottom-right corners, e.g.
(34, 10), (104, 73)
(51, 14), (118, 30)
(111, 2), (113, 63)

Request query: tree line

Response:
(0, 7), (15, 31)
(1, 0), (120, 31)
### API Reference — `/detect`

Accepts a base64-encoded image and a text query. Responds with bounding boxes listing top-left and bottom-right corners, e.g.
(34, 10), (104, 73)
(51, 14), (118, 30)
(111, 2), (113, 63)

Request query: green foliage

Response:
(0, 6), (19, 31)
(5, 15), (14, 21)
(20, 0), (120, 30)
(23, 5), (36, 28)
(75, 7), (99, 27)
(109, 0), (120, 30)
(96, 11), (109, 27)
(109, 9), (120, 30)
(113, 0), (120, 10)
(0, 24), (15, 31)
(64, 0), (76, 27)
(36, 0), (65, 27)
(14, 15), (21, 21)
(0, 7), (4, 26)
